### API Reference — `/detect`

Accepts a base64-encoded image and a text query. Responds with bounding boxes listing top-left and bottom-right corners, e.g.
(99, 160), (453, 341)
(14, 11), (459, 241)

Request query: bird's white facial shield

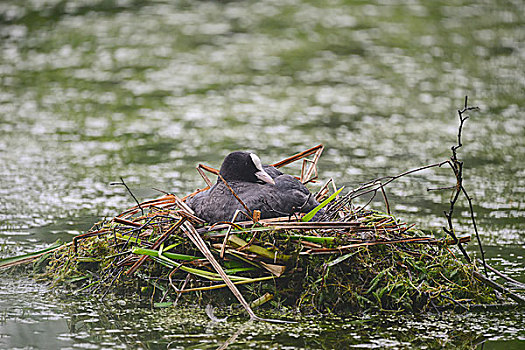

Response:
(250, 153), (275, 185)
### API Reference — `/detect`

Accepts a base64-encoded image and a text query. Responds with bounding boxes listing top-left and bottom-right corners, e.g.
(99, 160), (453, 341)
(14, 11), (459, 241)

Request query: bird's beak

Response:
(255, 170), (275, 185)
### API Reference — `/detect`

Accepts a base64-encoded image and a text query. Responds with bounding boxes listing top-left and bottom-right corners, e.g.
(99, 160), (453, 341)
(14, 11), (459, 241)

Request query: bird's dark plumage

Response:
(187, 151), (321, 224)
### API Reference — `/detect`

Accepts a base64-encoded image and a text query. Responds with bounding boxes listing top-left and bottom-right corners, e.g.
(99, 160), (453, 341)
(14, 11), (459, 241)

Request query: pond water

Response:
(1, 0), (524, 348)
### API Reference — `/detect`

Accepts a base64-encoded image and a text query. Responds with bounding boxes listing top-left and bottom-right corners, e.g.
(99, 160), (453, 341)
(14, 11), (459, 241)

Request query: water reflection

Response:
(2, 277), (522, 350)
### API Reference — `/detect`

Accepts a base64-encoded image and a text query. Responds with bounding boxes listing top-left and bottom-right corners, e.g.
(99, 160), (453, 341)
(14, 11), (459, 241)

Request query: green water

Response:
(1, 0), (523, 348)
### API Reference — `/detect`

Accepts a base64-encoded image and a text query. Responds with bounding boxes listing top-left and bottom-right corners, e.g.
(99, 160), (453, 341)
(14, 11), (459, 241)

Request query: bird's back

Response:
(187, 173), (319, 223)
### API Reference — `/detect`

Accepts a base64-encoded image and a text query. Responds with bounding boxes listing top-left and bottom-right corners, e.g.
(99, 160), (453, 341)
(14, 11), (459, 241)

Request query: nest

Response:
(20, 142), (499, 315)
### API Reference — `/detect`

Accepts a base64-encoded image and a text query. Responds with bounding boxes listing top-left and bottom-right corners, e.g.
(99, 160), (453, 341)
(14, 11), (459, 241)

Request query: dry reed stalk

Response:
(180, 221), (261, 320)
(181, 186), (210, 201)
(117, 195), (177, 219)
(73, 229), (111, 252)
(196, 163), (216, 187)
(267, 221), (360, 229)
(304, 236), (472, 255)
(113, 218), (142, 227)
(271, 144), (324, 168)
(220, 210), (243, 258)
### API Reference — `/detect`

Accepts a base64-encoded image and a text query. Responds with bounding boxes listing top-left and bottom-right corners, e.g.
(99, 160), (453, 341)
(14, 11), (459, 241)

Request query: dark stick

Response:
(114, 214), (167, 253)
(339, 161), (449, 208)
(218, 173), (253, 218)
(427, 186), (456, 191)
(111, 177), (144, 217)
(73, 229), (110, 253)
(379, 183), (391, 215)
(440, 294), (469, 311)
(441, 96), (483, 265)
(462, 186), (487, 272)
(473, 271), (525, 305)
(101, 266), (124, 299)
(125, 217), (187, 276)
(477, 259), (525, 289)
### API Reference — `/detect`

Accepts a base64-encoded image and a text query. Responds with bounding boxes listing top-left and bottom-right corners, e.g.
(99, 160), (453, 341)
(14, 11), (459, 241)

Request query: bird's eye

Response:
(250, 153), (263, 171)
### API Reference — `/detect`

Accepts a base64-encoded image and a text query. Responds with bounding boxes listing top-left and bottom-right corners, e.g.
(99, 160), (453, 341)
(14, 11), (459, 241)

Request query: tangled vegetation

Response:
(11, 195), (492, 314)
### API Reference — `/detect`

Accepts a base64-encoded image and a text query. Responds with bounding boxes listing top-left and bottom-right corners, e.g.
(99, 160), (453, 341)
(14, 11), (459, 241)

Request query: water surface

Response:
(1, 0), (524, 348)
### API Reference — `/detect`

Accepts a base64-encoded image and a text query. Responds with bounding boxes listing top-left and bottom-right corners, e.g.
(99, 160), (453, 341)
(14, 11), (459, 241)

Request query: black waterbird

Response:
(187, 151), (321, 223)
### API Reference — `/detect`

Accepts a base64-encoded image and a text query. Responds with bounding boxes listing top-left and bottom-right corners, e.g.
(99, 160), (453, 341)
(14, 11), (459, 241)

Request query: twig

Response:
(473, 271), (525, 305)
(113, 217), (142, 228)
(462, 185), (486, 272)
(478, 259), (525, 289)
(300, 147), (323, 184)
(196, 163), (215, 188)
(441, 96), (483, 265)
(378, 182), (391, 215)
(440, 294), (469, 311)
(172, 194), (195, 215)
(101, 267), (124, 299)
(304, 236), (465, 255)
(181, 222), (258, 319)
(220, 210), (243, 258)
(174, 274), (191, 306)
(315, 178), (334, 202)
(116, 195), (176, 219)
(324, 160), (450, 221)
(111, 177), (144, 217)
(73, 229), (110, 253)
(271, 144), (324, 168)
(218, 173), (253, 219)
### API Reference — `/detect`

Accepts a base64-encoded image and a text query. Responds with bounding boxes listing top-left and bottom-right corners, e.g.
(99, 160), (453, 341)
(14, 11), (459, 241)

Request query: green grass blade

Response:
(288, 235), (336, 244)
(302, 186), (344, 222)
(177, 275), (277, 293)
(227, 235), (291, 262)
(225, 267), (257, 274)
(115, 233), (142, 245)
(133, 247), (200, 261)
(0, 241), (64, 268)
(327, 250), (360, 267)
(132, 248), (249, 282)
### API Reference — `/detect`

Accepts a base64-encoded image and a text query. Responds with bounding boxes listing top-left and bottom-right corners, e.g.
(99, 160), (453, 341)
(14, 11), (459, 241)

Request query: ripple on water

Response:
(0, 0), (524, 348)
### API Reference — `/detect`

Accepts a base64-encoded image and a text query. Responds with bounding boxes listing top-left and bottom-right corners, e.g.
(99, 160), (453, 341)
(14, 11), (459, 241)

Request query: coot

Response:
(187, 151), (321, 223)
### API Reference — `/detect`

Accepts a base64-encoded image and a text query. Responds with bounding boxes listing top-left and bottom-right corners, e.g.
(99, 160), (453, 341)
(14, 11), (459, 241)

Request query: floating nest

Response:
(5, 101), (523, 317)
(4, 142), (506, 316)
